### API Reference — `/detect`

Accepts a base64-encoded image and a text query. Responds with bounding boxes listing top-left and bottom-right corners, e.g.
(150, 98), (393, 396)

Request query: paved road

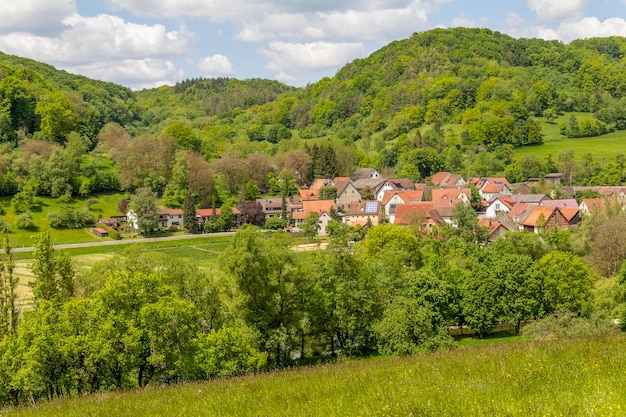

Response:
(11, 232), (236, 253)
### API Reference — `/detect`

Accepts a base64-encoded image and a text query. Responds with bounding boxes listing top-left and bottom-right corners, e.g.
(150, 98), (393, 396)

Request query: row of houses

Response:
(105, 206), (243, 231)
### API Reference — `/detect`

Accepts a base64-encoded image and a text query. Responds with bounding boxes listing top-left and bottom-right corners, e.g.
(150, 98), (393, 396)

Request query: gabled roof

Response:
(298, 189), (319, 201)
(511, 194), (551, 204)
(352, 168), (379, 180)
(521, 206), (558, 227)
(493, 211), (519, 231)
(432, 188), (471, 202)
(310, 178), (333, 190)
(540, 199), (578, 209)
(509, 202), (531, 221)
(389, 178), (415, 190)
(580, 198), (606, 212)
(394, 202), (443, 226)
(559, 207), (579, 223)
(158, 206), (183, 216)
(352, 178), (387, 192)
(345, 200), (382, 216)
(196, 207), (241, 217)
(487, 195), (517, 210)
(333, 177), (351, 183)
(478, 218), (507, 236)
(430, 171), (451, 186)
(481, 181), (508, 194)
(381, 190), (424, 206)
(302, 200), (336, 216)
(334, 179), (355, 197)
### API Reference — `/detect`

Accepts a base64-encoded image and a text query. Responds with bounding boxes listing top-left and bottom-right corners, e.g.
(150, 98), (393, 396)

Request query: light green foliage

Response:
(129, 187), (159, 235)
(15, 211), (34, 230)
(264, 216), (286, 230)
(535, 251), (596, 315)
(194, 326), (267, 378)
(521, 310), (616, 340)
(301, 212), (320, 239)
(30, 232), (75, 304)
(373, 296), (454, 355)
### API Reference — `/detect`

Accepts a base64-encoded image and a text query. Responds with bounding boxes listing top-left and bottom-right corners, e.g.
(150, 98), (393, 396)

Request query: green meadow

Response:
(514, 112), (626, 162)
(3, 334), (625, 417)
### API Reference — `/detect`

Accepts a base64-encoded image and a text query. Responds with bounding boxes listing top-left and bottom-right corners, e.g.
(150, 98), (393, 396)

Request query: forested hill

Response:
(134, 78), (296, 131)
(0, 51), (137, 143)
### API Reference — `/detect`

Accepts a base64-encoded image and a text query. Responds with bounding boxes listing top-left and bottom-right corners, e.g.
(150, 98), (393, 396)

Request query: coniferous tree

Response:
(183, 191), (198, 233)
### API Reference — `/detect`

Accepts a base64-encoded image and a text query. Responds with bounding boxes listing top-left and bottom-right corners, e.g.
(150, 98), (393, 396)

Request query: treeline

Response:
(2, 201), (626, 406)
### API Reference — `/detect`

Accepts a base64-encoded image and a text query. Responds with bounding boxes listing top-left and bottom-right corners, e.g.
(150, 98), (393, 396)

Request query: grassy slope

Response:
(4, 334), (625, 417)
(513, 112), (626, 162)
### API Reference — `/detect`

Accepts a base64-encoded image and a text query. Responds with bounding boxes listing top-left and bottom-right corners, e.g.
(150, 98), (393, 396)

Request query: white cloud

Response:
(66, 58), (183, 89)
(450, 14), (478, 28)
(527, 0), (586, 23)
(197, 54), (235, 76)
(558, 17), (626, 40)
(0, 13), (190, 88)
(260, 41), (364, 76)
(237, 1), (429, 43)
(0, 0), (75, 35)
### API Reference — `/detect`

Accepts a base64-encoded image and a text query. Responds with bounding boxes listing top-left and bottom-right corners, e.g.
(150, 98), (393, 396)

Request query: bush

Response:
(0, 217), (9, 233)
(16, 211), (35, 230)
(48, 207), (97, 228)
(521, 310), (617, 341)
(264, 217), (287, 230)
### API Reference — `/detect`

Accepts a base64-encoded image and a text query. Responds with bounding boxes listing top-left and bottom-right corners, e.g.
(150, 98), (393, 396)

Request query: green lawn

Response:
(0, 192), (130, 247)
(4, 334), (625, 417)
(514, 112), (626, 162)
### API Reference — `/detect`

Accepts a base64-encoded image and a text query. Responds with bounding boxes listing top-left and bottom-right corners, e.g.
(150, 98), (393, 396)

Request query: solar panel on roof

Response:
(365, 202), (378, 213)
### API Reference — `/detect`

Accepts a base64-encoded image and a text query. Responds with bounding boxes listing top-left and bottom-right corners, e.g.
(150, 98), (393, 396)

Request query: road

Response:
(11, 232), (236, 253)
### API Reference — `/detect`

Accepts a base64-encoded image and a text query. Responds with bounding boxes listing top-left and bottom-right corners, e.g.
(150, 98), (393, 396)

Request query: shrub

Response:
(0, 217), (9, 233)
(521, 310), (617, 341)
(48, 207), (97, 228)
(265, 217), (287, 230)
(16, 211), (35, 230)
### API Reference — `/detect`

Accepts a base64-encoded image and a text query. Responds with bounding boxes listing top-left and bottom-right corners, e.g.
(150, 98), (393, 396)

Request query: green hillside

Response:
(4, 335), (625, 417)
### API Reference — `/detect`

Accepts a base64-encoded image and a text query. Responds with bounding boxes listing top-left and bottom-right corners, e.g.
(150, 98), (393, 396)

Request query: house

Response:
(544, 173), (564, 185)
(196, 207), (243, 225)
(335, 180), (361, 212)
(478, 218), (512, 241)
(393, 202), (443, 229)
(291, 200), (336, 236)
(156, 206), (183, 229)
(99, 217), (120, 229)
(381, 190), (424, 223)
(510, 194), (552, 205)
(467, 177), (512, 200)
(431, 188), (472, 205)
(579, 198), (607, 216)
(484, 195), (517, 218)
(126, 209), (138, 230)
(352, 168), (381, 180)
(91, 227), (108, 237)
(389, 178), (415, 191)
(256, 198), (285, 219)
(352, 178), (388, 198)
(430, 172), (465, 187)
(559, 207), (582, 228)
(519, 206), (569, 233)
(298, 189), (319, 201)
(343, 200), (383, 227)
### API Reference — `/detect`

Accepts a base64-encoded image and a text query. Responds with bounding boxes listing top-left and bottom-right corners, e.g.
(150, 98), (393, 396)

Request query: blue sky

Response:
(0, 0), (625, 90)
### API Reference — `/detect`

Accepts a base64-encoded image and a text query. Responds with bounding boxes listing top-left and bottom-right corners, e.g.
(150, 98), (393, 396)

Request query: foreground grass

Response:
(4, 334), (626, 417)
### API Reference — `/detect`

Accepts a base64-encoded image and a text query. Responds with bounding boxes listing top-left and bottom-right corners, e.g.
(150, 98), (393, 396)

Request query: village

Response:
(103, 167), (624, 240)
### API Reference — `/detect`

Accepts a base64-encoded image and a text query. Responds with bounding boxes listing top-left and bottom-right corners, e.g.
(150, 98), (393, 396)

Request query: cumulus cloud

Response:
(0, 0), (75, 35)
(197, 54), (235, 76)
(260, 41), (364, 81)
(558, 17), (626, 40)
(237, 1), (429, 43)
(0, 13), (190, 88)
(527, 0), (586, 23)
(67, 58), (183, 89)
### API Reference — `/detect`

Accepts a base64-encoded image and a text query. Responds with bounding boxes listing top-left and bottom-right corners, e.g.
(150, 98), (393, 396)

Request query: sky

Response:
(0, 0), (625, 90)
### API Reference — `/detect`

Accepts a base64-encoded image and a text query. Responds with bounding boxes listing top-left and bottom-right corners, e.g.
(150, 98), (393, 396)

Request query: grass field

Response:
(513, 112), (626, 162)
(4, 334), (625, 417)
(0, 192), (130, 247)
(12, 235), (233, 305)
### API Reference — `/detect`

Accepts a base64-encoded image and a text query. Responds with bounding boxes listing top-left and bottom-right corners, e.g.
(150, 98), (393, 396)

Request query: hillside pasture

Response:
(4, 334), (625, 417)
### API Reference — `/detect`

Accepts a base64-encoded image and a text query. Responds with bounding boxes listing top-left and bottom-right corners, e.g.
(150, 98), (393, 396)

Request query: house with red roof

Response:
(485, 195), (518, 218)
(343, 200), (383, 227)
